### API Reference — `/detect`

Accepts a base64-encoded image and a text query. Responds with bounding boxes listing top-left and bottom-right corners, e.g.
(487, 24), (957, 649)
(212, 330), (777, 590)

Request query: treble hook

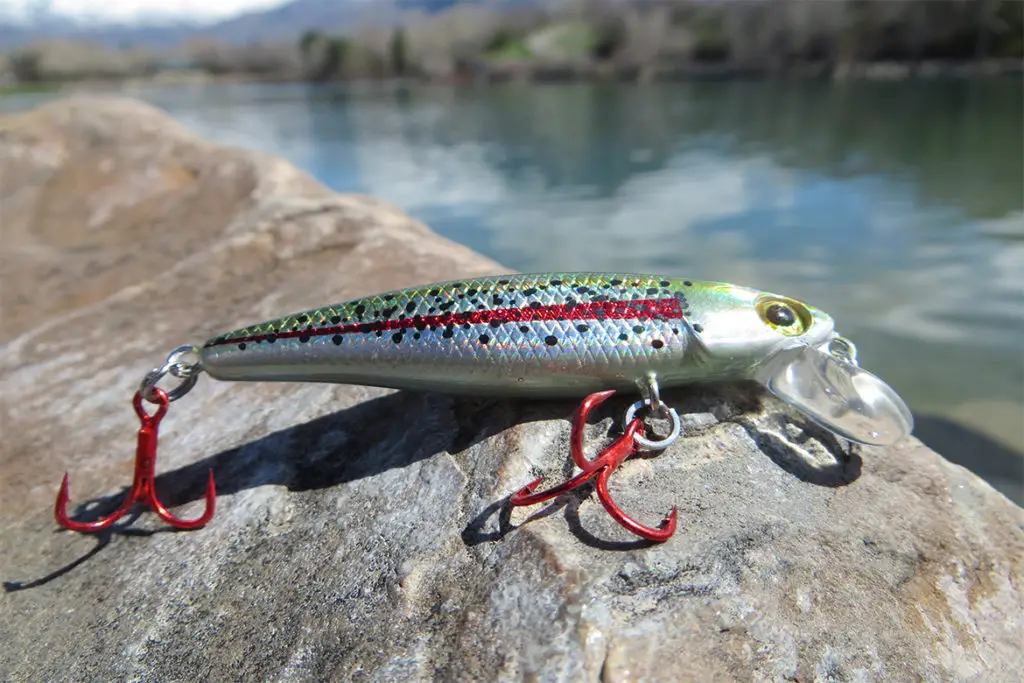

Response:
(510, 390), (678, 542)
(55, 388), (216, 532)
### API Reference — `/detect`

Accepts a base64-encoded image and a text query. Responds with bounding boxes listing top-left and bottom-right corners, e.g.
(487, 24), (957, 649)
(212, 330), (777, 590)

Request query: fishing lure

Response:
(55, 273), (913, 541)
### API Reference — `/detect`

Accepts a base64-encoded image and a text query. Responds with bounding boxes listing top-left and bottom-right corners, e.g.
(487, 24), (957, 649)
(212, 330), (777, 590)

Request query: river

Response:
(3, 78), (1021, 503)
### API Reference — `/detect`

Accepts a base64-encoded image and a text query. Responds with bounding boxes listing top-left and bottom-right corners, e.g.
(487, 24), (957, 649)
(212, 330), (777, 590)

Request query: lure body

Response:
(199, 273), (835, 398)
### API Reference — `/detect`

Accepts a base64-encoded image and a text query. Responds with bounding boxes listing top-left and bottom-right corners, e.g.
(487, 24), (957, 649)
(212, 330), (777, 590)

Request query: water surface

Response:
(4, 79), (1021, 502)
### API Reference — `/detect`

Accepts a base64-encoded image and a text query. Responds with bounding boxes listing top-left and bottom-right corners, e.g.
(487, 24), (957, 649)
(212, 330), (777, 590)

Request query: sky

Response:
(0, 0), (292, 23)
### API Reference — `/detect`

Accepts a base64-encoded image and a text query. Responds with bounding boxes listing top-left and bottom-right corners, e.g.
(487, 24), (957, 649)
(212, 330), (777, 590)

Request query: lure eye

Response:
(766, 303), (795, 327)
(756, 296), (811, 336)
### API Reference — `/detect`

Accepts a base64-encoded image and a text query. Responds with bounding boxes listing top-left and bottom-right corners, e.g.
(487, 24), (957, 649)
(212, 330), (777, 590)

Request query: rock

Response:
(1, 96), (1021, 682)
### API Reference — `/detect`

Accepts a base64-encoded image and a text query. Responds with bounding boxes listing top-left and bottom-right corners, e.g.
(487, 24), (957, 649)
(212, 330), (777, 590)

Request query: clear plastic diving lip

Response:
(756, 337), (915, 446)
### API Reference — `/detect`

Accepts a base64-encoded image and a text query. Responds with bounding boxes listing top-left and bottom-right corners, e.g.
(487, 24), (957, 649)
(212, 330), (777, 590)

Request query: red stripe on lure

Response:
(203, 298), (684, 348)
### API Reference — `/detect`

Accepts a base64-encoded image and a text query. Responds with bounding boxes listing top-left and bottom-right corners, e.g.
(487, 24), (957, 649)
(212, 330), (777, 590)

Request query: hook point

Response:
(661, 506), (679, 532)
(511, 477), (545, 503)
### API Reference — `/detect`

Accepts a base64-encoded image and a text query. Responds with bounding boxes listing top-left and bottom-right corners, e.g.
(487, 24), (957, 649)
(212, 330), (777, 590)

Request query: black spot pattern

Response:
(210, 273), (699, 356)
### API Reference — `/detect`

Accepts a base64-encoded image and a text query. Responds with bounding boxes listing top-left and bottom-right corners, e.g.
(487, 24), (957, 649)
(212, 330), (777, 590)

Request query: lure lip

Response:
(755, 332), (915, 447)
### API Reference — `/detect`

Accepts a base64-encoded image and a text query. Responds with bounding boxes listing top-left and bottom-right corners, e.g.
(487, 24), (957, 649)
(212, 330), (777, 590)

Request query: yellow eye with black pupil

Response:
(756, 296), (810, 336)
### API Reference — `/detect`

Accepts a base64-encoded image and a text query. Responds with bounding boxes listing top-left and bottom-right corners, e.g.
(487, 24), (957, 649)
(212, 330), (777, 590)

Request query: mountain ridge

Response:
(0, 0), (474, 49)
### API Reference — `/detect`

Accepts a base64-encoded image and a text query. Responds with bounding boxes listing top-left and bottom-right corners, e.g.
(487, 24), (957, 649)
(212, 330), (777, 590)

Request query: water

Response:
(3, 79), (1021, 502)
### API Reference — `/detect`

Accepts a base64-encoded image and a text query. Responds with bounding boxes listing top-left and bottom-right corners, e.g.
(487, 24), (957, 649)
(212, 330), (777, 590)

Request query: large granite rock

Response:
(1, 96), (1021, 682)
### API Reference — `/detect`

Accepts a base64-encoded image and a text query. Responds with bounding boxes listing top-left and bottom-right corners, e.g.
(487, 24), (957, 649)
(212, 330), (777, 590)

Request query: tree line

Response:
(4, 0), (1022, 85)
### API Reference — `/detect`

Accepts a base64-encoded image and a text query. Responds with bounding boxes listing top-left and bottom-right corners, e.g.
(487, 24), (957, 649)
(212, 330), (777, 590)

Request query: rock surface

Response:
(1, 96), (1021, 682)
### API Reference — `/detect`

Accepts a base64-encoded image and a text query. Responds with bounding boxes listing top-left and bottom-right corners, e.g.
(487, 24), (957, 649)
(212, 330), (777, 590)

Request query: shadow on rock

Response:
(42, 382), (874, 577)
(461, 475), (665, 552)
(912, 413), (1023, 506)
(739, 408), (862, 487)
(3, 510), (179, 592)
(563, 496), (662, 552)
(54, 390), (571, 531)
(463, 383), (832, 550)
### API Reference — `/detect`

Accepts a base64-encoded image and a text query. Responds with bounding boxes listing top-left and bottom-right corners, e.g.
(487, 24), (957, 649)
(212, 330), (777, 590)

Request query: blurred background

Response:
(1, 0), (1021, 503)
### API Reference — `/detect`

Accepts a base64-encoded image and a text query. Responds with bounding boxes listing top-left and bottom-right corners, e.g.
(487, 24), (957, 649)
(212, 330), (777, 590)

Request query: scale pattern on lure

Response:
(204, 273), (693, 357)
(199, 272), (823, 396)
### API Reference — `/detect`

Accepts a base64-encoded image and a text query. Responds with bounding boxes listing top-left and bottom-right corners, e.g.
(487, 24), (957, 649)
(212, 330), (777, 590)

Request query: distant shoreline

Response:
(468, 58), (1024, 84)
(5, 58), (1019, 96)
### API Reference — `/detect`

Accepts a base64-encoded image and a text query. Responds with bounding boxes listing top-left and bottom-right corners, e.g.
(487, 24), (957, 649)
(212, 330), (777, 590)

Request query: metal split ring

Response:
(139, 345), (203, 403)
(624, 399), (682, 451)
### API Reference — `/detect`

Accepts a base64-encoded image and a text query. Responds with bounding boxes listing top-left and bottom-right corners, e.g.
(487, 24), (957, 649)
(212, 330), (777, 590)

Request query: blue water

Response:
(4, 79), (1021, 501)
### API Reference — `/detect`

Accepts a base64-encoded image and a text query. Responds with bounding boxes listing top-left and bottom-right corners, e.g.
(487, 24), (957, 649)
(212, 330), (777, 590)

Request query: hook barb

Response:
(510, 389), (679, 543)
(54, 388), (216, 533)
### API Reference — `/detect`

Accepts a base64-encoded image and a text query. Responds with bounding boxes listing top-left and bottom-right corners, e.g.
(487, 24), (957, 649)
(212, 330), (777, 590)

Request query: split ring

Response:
(624, 399), (682, 451)
(139, 345), (203, 403)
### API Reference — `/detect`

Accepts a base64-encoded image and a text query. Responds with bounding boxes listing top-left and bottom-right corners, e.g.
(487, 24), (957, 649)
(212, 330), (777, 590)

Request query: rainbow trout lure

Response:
(55, 273), (913, 542)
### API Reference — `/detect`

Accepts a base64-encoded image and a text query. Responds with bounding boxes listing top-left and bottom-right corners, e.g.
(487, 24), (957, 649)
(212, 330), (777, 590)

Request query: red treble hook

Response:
(55, 388), (216, 532)
(510, 390), (678, 542)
